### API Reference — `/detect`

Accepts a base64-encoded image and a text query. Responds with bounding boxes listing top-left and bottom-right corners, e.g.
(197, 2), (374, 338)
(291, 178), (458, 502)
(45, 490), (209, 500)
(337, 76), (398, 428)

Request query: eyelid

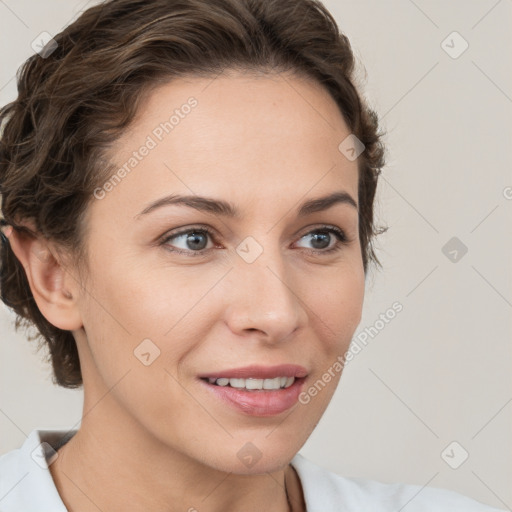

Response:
(159, 223), (352, 256)
(158, 224), (218, 256)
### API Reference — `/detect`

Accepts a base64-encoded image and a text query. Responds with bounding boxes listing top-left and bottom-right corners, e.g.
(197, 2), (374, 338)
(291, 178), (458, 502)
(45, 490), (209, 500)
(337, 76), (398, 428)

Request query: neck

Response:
(49, 398), (303, 512)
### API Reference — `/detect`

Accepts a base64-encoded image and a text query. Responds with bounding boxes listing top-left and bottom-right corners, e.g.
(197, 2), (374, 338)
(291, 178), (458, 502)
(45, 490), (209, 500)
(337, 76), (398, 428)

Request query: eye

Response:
(160, 226), (216, 257)
(295, 226), (349, 254)
(160, 224), (350, 257)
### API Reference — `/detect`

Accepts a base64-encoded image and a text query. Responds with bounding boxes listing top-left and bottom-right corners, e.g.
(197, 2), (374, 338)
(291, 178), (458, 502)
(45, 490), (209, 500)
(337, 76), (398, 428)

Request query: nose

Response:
(223, 243), (307, 344)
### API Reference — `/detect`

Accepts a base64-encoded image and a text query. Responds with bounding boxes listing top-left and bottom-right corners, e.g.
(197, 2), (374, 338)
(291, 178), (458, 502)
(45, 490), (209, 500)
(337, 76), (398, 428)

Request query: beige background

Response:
(1, 0), (510, 509)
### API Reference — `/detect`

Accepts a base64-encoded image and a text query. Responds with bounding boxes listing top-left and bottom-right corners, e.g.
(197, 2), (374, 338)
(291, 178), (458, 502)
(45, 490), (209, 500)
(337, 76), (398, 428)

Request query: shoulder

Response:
(290, 453), (506, 512)
(0, 428), (75, 512)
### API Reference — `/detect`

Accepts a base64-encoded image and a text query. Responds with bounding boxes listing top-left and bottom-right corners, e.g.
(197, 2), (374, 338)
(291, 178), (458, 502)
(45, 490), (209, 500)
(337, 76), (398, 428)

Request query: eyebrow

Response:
(135, 190), (358, 219)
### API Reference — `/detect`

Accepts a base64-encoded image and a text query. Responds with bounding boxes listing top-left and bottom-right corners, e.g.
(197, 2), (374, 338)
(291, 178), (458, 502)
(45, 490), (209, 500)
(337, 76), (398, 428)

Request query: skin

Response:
(8, 70), (365, 512)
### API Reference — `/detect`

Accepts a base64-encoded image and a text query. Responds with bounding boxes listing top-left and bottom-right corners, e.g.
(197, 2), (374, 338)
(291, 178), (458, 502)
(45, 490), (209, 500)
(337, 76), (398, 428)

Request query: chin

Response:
(199, 444), (298, 476)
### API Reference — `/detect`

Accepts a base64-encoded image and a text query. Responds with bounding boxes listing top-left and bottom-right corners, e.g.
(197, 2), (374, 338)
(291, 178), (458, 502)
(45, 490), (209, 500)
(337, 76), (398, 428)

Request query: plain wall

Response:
(0, 0), (510, 509)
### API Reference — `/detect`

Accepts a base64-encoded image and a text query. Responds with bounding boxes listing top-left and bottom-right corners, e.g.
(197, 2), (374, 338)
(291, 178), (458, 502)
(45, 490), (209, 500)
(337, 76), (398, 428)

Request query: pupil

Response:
(187, 232), (207, 250)
(311, 232), (330, 249)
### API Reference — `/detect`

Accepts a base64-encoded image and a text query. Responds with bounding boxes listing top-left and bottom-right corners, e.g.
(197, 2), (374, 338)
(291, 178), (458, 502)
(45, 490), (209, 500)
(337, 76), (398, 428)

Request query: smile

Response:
(202, 376), (295, 390)
(199, 376), (307, 417)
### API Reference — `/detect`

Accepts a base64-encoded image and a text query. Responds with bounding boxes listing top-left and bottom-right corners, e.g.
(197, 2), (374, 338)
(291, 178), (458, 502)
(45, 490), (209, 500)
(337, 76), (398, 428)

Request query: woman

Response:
(0, 0), (505, 510)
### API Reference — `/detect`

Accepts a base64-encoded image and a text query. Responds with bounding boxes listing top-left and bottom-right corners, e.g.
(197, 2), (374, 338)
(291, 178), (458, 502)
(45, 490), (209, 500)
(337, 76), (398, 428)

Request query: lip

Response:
(199, 376), (307, 417)
(197, 364), (308, 380)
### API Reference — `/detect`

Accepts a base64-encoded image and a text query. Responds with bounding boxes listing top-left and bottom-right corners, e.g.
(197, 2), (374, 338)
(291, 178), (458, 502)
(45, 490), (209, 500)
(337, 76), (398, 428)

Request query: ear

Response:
(6, 224), (83, 331)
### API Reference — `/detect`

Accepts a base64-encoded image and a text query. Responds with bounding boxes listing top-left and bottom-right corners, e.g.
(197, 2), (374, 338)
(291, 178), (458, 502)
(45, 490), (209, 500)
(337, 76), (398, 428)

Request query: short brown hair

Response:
(0, 0), (386, 388)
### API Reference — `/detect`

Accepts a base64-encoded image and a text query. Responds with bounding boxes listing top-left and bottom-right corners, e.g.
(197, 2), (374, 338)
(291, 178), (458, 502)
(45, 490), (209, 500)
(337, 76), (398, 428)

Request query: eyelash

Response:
(159, 224), (350, 257)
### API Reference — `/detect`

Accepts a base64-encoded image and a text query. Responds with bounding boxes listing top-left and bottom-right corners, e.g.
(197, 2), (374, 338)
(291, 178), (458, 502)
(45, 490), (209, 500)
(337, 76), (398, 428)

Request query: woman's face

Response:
(74, 71), (365, 474)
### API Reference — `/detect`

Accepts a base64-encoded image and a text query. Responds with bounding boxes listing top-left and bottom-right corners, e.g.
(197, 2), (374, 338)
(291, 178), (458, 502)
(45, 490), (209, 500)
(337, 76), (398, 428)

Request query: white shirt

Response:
(0, 428), (505, 511)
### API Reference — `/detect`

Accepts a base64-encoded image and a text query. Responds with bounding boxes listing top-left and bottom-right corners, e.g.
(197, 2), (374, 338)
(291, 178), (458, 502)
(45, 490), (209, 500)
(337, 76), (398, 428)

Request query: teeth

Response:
(263, 377), (281, 390)
(245, 378), (263, 390)
(205, 376), (296, 390)
(230, 378), (245, 388)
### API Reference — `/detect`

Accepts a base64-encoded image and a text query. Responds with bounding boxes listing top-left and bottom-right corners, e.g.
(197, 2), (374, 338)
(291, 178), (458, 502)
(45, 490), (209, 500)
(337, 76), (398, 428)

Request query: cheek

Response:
(79, 253), (220, 376)
(84, 245), (206, 332)
(295, 269), (364, 416)
(306, 262), (365, 347)
(77, 264), (206, 419)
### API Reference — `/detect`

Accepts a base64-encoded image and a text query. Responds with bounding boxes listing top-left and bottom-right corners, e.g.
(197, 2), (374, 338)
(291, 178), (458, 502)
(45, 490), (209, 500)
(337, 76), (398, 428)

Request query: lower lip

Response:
(199, 378), (306, 417)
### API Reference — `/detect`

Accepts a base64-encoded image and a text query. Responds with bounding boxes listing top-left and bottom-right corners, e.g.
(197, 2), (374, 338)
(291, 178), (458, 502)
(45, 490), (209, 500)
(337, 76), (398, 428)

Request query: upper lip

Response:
(198, 364), (308, 380)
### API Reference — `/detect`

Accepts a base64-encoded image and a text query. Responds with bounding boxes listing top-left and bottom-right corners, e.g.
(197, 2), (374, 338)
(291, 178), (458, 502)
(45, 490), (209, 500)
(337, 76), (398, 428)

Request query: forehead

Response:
(97, 71), (359, 217)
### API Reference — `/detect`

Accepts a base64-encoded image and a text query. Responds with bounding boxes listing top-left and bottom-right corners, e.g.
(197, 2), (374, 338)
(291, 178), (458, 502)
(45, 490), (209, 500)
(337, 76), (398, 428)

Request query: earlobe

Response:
(6, 226), (83, 331)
